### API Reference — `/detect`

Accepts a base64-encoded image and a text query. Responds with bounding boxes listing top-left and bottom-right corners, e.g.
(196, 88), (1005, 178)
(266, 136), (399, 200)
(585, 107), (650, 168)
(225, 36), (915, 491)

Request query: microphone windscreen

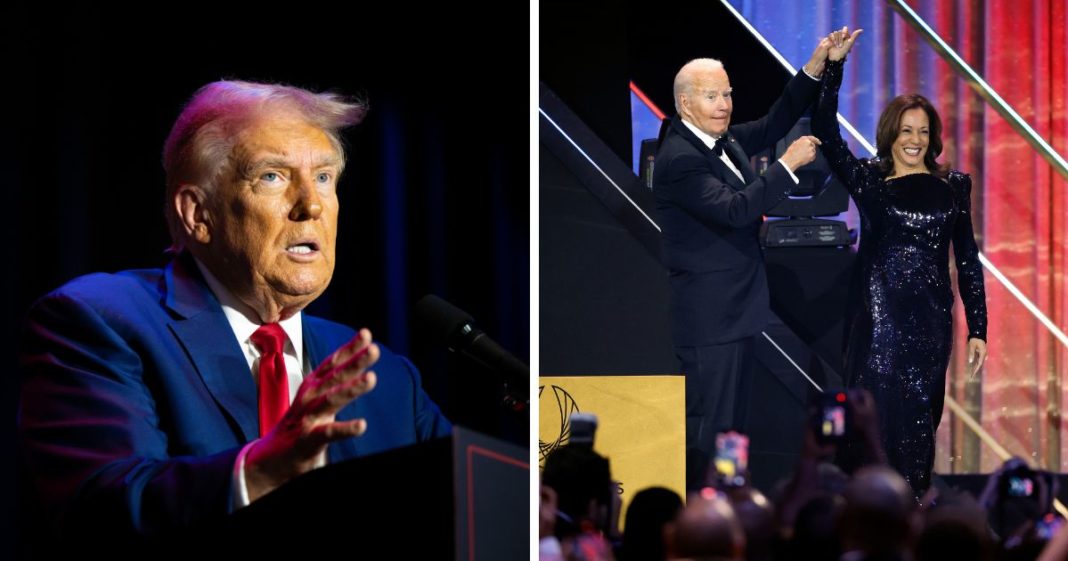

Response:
(414, 294), (474, 346)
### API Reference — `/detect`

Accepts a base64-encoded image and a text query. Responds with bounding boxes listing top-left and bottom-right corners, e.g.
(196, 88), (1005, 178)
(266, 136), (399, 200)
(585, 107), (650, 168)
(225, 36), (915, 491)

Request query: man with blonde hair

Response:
(18, 80), (450, 552)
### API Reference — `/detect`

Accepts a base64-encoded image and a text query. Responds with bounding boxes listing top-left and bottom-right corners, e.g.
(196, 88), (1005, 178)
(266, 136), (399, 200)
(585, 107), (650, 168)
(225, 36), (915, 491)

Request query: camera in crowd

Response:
(981, 457), (1062, 547)
(569, 412), (599, 448)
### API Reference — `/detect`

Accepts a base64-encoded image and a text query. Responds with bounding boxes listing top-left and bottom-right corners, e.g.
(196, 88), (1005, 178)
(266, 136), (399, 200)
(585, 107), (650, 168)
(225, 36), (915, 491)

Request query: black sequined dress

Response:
(811, 59), (987, 494)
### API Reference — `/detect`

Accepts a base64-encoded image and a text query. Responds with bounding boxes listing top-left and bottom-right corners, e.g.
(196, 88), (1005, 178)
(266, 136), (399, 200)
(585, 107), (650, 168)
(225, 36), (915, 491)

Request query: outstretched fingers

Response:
(307, 418), (369, 448)
(318, 328), (373, 371)
(313, 329), (381, 393)
(303, 371), (378, 417)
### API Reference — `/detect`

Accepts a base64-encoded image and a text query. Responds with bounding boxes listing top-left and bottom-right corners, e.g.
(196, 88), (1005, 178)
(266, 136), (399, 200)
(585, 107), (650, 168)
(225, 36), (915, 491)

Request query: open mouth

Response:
(286, 241), (320, 255)
(903, 147), (923, 157)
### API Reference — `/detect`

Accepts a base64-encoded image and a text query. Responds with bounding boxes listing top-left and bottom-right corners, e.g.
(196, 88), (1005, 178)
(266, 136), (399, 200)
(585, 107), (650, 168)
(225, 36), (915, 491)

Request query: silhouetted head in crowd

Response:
(916, 500), (994, 561)
(541, 444), (613, 538)
(666, 491), (745, 560)
(839, 466), (918, 558)
(725, 487), (777, 561)
(814, 461), (850, 496)
(791, 494), (844, 561)
(620, 487), (684, 561)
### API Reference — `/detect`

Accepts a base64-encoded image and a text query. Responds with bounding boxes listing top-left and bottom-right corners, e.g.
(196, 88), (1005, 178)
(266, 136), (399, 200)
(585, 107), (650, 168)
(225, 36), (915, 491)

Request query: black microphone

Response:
(414, 295), (529, 399)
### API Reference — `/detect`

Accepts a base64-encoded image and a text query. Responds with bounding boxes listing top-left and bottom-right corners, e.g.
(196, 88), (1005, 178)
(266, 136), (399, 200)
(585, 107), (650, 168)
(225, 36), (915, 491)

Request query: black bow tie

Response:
(712, 136), (729, 156)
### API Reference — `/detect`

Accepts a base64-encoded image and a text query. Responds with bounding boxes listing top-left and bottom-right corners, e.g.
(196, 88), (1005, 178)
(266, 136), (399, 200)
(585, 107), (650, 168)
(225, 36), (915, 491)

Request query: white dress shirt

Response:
(679, 117), (801, 185)
(194, 259), (319, 510)
(196, 261), (306, 397)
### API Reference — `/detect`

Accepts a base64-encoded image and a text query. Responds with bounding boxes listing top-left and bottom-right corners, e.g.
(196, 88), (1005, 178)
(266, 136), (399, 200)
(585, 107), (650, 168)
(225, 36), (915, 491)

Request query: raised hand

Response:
(803, 36), (833, 78)
(245, 328), (380, 501)
(828, 26), (863, 62)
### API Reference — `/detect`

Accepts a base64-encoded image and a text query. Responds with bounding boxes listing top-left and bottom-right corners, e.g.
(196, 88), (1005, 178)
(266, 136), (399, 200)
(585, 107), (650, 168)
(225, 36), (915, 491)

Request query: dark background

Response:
(538, 0), (803, 376)
(2, 3), (529, 550)
(539, 0), (856, 490)
(540, 0), (792, 170)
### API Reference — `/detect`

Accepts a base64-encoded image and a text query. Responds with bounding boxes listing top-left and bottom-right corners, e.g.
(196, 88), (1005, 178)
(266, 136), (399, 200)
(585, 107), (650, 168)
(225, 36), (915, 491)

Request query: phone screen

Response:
(820, 405), (847, 438)
(1007, 476), (1035, 497)
(811, 391), (850, 443)
(714, 432), (749, 486)
(1036, 513), (1065, 541)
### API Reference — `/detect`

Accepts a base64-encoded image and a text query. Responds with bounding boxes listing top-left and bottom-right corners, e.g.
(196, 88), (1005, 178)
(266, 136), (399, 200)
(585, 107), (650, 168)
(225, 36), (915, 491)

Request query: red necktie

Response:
(251, 323), (289, 437)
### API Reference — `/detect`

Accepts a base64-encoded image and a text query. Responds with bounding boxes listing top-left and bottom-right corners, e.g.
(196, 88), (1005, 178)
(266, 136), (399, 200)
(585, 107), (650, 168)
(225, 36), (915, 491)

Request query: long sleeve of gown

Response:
(810, 59), (876, 199)
(951, 173), (988, 341)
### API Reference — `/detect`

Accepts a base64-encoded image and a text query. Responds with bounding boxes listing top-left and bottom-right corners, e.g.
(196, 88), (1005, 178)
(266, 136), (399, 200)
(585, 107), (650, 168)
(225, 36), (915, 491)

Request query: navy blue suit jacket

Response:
(18, 252), (451, 540)
(653, 70), (820, 346)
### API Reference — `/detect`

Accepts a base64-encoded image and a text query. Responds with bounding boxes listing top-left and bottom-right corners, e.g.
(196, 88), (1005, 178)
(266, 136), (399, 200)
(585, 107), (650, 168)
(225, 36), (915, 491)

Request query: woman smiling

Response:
(810, 27), (989, 497)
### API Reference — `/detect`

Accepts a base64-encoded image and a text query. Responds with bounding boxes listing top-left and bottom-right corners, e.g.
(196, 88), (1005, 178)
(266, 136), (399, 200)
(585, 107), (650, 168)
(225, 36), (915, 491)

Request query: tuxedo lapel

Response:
(164, 253), (259, 442)
(670, 116), (749, 189)
(722, 136), (756, 184)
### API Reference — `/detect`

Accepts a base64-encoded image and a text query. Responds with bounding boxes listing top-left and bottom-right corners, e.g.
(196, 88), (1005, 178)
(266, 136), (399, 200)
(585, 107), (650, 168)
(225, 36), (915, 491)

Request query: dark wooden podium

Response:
(221, 427), (528, 559)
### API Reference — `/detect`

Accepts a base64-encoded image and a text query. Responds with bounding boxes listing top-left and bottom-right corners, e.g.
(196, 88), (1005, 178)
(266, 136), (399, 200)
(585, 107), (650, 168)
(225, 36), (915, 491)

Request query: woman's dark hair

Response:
(874, 93), (949, 178)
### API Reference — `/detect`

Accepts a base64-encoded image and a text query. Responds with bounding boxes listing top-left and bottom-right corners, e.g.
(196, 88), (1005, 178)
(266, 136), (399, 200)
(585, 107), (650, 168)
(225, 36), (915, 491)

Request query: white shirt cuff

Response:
(778, 158), (801, 184)
(802, 66), (820, 81)
(232, 440), (257, 510)
(232, 442), (328, 510)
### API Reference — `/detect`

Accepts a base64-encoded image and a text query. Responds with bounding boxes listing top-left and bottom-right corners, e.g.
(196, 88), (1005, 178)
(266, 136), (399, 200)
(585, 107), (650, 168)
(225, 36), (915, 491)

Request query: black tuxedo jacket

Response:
(653, 70), (820, 346)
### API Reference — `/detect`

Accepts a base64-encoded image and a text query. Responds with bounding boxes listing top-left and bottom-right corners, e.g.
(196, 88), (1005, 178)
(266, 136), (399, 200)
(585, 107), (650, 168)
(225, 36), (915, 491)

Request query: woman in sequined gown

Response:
(811, 29), (988, 495)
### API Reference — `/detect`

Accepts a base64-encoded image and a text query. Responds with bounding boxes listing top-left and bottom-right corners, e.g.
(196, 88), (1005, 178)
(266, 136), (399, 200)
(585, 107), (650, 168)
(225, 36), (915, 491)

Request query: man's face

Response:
(680, 67), (733, 137)
(204, 113), (341, 319)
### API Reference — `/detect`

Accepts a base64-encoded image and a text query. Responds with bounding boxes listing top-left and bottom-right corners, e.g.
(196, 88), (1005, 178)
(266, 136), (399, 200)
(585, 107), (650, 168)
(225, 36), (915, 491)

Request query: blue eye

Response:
(261, 172), (281, 182)
(317, 172), (331, 183)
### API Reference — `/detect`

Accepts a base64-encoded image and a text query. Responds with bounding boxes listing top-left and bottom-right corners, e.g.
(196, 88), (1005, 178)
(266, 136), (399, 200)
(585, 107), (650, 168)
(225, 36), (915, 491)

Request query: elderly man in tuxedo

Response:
(653, 41), (831, 485)
(18, 81), (450, 551)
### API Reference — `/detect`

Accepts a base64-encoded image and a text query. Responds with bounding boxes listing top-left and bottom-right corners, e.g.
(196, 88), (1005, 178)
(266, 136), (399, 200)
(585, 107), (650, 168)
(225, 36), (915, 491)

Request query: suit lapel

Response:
(304, 321), (362, 461)
(670, 116), (749, 189)
(164, 253), (259, 442)
(722, 136), (756, 184)
(303, 322), (329, 375)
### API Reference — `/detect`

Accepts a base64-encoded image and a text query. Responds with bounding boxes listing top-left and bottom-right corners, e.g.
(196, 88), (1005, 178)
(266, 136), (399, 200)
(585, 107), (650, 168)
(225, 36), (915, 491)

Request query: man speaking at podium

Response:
(17, 81), (451, 549)
(653, 41), (830, 486)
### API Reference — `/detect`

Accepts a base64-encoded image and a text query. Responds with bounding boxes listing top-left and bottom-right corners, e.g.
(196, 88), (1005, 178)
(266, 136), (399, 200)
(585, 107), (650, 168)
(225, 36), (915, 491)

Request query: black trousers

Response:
(676, 336), (756, 488)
